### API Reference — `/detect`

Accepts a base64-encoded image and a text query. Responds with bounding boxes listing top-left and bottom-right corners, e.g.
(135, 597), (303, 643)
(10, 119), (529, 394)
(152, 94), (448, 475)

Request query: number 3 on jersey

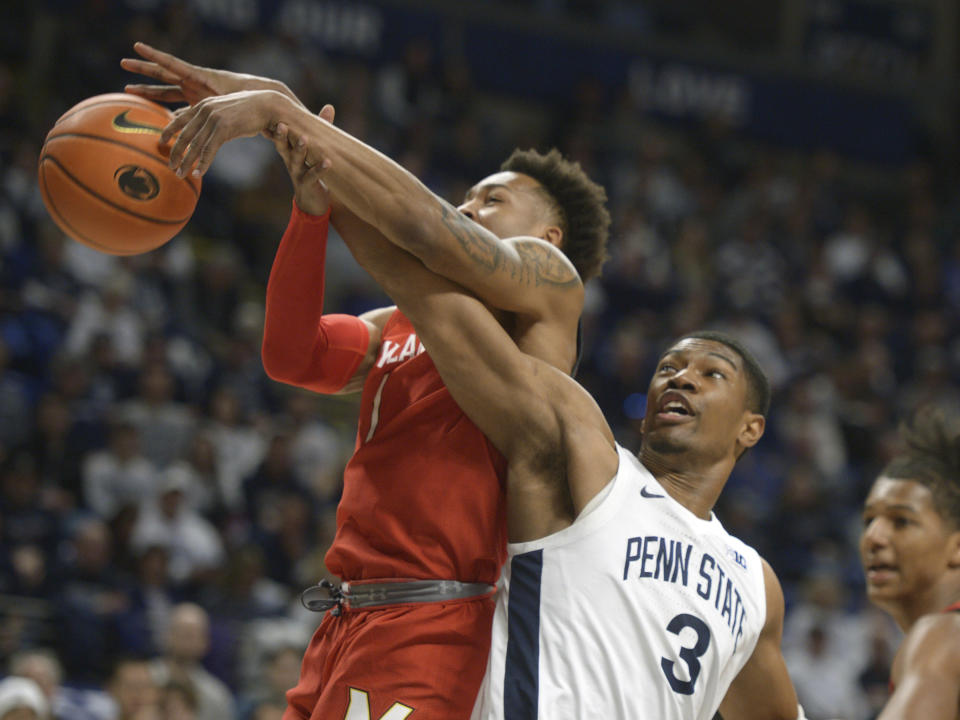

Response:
(660, 613), (712, 695)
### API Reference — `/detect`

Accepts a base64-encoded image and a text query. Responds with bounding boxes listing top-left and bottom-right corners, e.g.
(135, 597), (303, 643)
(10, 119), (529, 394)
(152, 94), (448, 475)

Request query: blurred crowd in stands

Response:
(0, 2), (957, 719)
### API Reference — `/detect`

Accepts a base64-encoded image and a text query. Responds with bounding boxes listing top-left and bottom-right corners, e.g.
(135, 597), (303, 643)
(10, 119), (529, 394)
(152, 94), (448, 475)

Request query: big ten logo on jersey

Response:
(344, 688), (413, 720)
(376, 333), (425, 369)
(726, 545), (747, 570)
(622, 535), (749, 652)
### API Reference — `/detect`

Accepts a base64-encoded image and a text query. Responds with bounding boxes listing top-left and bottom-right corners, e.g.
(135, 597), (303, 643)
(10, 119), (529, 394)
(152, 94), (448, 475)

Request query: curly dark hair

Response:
(500, 148), (611, 281)
(881, 400), (960, 527)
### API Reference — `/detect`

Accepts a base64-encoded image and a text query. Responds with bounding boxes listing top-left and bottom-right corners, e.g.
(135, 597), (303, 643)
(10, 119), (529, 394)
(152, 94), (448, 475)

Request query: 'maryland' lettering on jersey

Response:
(623, 535), (748, 650)
(376, 333), (426, 368)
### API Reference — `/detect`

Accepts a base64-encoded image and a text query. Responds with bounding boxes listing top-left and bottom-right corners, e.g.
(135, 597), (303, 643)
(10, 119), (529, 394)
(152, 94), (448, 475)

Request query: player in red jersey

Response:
(860, 400), (960, 720)
(123, 45), (610, 719)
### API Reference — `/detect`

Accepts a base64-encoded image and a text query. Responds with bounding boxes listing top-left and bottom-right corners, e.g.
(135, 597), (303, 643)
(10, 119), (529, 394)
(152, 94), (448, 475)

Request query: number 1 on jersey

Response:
(365, 372), (390, 442)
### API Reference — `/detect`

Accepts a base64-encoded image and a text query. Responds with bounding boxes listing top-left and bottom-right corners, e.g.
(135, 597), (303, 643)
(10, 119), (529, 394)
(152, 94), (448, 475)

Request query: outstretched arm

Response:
(259, 115), (386, 396)
(122, 42), (304, 109)
(158, 88), (582, 325)
(716, 559), (800, 720)
(270, 131), (616, 537)
(261, 201), (388, 395)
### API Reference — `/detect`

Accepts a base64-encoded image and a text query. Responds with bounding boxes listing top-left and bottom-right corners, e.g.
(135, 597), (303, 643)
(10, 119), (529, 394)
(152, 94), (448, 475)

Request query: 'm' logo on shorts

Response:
(344, 688), (413, 720)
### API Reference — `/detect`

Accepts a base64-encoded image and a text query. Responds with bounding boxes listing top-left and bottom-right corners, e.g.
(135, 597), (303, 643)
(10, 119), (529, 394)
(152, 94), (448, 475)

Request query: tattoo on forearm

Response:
(440, 203), (501, 271)
(439, 204), (580, 288)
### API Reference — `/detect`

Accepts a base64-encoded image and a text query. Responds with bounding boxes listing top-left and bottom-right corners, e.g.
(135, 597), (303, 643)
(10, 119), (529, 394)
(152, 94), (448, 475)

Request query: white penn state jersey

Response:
(472, 444), (767, 720)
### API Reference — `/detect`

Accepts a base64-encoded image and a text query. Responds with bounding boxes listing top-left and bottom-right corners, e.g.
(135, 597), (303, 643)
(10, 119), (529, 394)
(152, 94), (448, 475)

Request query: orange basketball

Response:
(38, 93), (201, 255)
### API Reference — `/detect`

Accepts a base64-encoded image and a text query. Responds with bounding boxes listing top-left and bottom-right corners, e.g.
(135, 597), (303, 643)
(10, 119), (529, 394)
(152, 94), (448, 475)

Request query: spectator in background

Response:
(64, 271), (145, 368)
(784, 623), (869, 720)
(280, 391), (343, 504)
(56, 517), (130, 682)
(0, 676), (48, 720)
(237, 643), (302, 720)
(203, 544), (289, 622)
(163, 431), (225, 519)
(131, 469), (224, 589)
(856, 615), (899, 720)
(149, 604), (235, 720)
(0, 451), (60, 587)
(204, 385), (267, 511)
(0, 337), (35, 451)
(82, 421), (156, 521)
(115, 543), (181, 658)
(9, 648), (112, 720)
(14, 392), (84, 512)
(106, 657), (159, 720)
(248, 701), (284, 720)
(242, 428), (314, 536)
(156, 678), (197, 720)
(776, 376), (848, 486)
(116, 361), (196, 471)
(374, 37), (441, 132)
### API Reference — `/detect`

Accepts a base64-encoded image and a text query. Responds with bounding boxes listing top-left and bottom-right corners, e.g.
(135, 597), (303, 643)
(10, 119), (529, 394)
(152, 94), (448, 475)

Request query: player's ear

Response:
(542, 224), (563, 249)
(946, 529), (960, 569)
(737, 412), (765, 450)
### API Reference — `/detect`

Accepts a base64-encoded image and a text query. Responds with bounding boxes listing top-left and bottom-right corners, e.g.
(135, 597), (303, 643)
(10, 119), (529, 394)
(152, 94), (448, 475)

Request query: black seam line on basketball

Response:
(39, 163), (138, 255)
(42, 133), (200, 197)
(40, 155), (192, 225)
(55, 98), (167, 127)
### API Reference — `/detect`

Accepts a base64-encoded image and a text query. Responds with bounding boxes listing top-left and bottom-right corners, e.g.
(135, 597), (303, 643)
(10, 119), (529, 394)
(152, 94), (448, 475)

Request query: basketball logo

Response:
(111, 111), (164, 135)
(115, 165), (160, 201)
(38, 93), (199, 255)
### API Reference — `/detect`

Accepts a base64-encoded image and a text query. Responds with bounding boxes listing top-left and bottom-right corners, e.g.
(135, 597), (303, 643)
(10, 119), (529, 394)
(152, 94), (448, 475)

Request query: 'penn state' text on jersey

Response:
(473, 444), (767, 720)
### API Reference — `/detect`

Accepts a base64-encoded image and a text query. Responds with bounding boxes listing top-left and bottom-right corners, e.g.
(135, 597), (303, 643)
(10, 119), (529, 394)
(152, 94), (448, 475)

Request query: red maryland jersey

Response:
(325, 310), (508, 584)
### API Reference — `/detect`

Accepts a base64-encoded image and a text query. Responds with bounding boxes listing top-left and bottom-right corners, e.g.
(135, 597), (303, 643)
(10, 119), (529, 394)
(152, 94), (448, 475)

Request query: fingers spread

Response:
(162, 107), (196, 157)
(134, 42), (194, 75)
(176, 114), (220, 176)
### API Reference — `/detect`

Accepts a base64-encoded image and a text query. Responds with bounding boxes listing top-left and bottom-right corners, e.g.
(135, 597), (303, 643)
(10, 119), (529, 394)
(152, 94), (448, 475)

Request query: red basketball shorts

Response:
(283, 594), (495, 720)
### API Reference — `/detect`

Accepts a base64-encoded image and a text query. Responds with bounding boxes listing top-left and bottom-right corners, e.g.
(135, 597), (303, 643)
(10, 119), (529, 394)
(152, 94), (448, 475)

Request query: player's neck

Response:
(639, 449), (731, 520)
(889, 579), (960, 631)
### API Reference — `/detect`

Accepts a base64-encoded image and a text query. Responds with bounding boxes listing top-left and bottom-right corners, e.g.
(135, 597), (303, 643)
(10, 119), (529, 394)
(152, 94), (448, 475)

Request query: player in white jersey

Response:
(477, 442), (768, 719)
(164, 92), (804, 719)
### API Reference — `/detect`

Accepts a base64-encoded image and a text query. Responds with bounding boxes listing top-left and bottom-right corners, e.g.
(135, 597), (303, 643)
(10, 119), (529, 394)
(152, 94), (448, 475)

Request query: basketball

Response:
(38, 93), (201, 255)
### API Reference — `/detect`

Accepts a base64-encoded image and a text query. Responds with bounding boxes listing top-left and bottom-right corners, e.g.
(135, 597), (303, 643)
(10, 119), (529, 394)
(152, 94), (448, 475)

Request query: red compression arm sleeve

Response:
(262, 201), (371, 393)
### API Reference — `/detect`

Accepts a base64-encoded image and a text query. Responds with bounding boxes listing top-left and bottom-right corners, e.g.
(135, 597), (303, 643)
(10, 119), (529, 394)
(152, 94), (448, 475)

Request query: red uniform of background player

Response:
(860, 401), (960, 720)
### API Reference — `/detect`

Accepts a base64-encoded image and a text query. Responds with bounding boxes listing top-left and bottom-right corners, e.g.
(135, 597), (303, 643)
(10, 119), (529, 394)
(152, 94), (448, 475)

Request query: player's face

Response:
(640, 338), (763, 462)
(860, 477), (960, 611)
(457, 171), (558, 241)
